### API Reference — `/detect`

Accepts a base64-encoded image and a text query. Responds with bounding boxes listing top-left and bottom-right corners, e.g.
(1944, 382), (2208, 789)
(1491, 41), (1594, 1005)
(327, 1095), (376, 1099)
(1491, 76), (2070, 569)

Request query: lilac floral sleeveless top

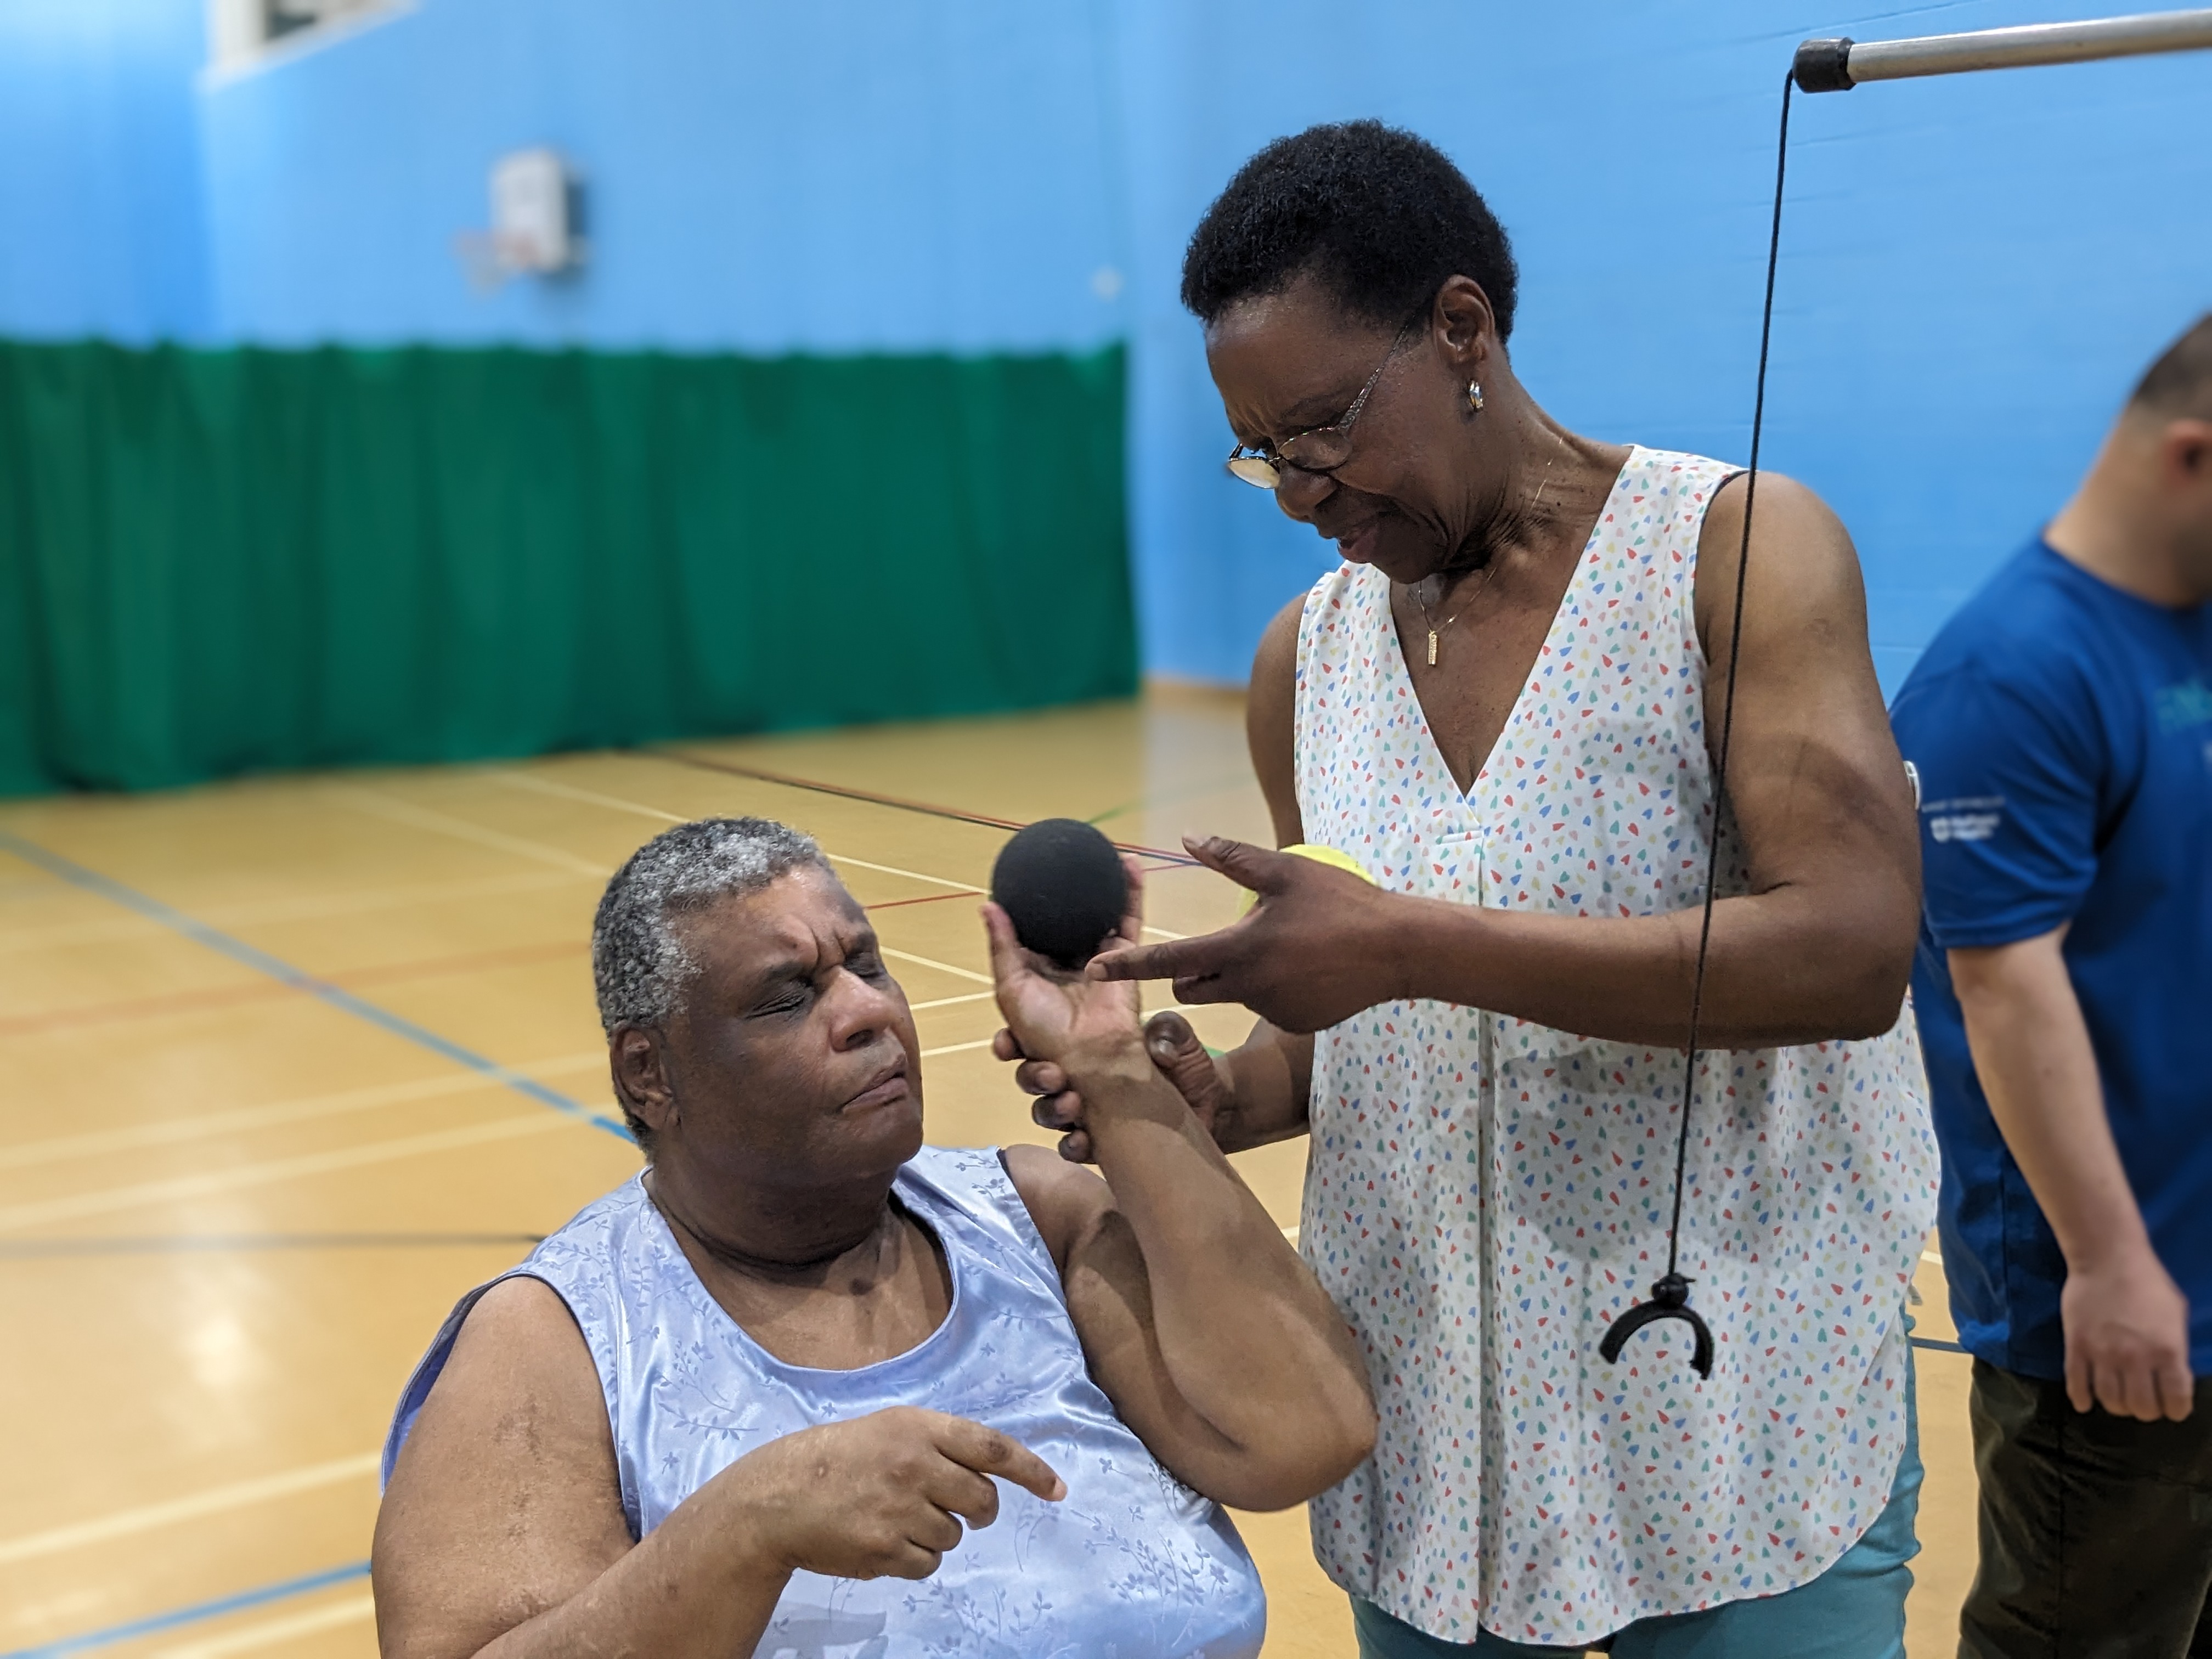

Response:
(386, 1145), (1265, 1658)
(1291, 447), (1938, 1645)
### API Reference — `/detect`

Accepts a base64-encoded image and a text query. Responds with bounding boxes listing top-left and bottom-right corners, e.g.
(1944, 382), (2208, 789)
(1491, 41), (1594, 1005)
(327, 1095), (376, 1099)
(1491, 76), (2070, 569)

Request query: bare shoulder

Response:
(405, 1274), (607, 1440)
(1701, 467), (1845, 545)
(377, 1273), (618, 1523)
(1250, 594), (1304, 688)
(1696, 471), (1870, 646)
(373, 1276), (628, 1657)
(1248, 595), (1307, 846)
(1690, 467), (1914, 924)
(1002, 1143), (1115, 1275)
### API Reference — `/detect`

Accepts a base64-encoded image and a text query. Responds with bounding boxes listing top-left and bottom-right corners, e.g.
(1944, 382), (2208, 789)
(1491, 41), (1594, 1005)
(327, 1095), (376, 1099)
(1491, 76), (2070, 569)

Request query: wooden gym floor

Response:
(0, 686), (1974, 1658)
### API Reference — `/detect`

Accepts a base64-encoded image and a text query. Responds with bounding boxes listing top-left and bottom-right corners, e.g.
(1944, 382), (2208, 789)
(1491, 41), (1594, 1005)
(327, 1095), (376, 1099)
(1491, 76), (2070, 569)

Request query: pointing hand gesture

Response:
(1086, 837), (1400, 1034)
(730, 1408), (1064, 1584)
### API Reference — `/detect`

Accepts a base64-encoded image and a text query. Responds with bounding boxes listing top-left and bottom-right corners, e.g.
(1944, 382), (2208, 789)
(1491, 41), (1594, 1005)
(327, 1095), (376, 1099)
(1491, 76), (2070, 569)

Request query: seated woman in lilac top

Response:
(371, 816), (1375, 1659)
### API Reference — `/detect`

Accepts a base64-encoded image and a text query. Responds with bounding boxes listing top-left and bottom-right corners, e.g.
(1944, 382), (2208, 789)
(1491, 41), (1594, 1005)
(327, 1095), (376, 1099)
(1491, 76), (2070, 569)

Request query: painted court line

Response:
(0, 1114), (575, 1233)
(492, 767), (988, 893)
(183, 867), (583, 932)
(0, 1054), (606, 1173)
(0, 939), (586, 1040)
(919, 1038), (995, 1059)
(0, 1454), (377, 1568)
(857, 887), (981, 913)
(881, 947), (991, 986)
(651, 749), (1030, 832)
(489, 768), (686, 824)
(0, 868), (579, 959)
(648, 749), (1201, 865)
(0, 977), (298, 1039)
(325, 786), (607, 877)
(1086, 774), (1257, 828)
(907, 991), (994, 1012)
(0, 829), (630, 1144)
(323, 938), (583, 989)
(0, 1001), (979, 1179)
(0, 1073), (483, 1170)
(0, 1562), (369, 1659)
(0, 1233), (543, 1259)
(483, 769), (1197, 944)
(153, 1593), (375, 1659)
(830, 854), (980, 893)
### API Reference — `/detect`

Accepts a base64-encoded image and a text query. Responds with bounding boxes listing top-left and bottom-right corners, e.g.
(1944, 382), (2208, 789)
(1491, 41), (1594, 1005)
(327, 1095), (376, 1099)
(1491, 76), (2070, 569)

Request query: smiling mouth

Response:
(1330, 517), (1384, 562)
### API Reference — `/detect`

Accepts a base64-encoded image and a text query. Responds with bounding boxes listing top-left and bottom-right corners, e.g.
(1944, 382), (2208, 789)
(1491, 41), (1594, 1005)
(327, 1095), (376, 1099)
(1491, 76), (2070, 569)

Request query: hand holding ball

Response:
(990, 819), (1129, 969)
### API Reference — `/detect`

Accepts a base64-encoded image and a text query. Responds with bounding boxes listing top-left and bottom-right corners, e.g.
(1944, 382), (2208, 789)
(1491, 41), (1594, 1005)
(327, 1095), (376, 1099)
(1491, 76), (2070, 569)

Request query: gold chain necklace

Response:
(1408, 458), (1556, 666)
(1412, 561), (1497, 667)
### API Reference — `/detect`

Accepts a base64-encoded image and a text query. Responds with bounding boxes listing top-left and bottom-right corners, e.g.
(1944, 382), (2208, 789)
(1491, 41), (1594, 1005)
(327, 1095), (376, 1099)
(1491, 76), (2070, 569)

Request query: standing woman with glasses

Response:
(1002, 122), (1939, 1658)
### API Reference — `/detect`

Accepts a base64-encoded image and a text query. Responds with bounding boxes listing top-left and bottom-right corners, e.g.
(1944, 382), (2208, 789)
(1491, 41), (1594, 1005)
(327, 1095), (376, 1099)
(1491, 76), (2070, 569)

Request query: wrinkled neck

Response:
(645, 1158), (899, 1281)
(1439, 412), (1623, 589)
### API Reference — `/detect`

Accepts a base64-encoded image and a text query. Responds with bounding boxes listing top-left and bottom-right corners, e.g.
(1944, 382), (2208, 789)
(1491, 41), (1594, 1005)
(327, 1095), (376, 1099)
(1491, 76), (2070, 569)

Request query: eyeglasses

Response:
(1224, 320), (1417, 490)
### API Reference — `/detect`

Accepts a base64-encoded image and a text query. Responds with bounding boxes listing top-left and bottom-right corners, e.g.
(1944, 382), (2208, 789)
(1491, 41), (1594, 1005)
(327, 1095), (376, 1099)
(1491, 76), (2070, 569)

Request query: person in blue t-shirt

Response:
(1891, 313), (2212, 1659)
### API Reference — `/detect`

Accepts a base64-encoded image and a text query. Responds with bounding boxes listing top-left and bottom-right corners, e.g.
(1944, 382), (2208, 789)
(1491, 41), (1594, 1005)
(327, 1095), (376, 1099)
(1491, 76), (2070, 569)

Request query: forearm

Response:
(470, 1511), (785, 1659)
(1954, 939), (2149, 1270)
(1080, 1052), (1373, 1503)
(1390, 882), (1912, 1049)
(1212, 1021), (1312, 1152)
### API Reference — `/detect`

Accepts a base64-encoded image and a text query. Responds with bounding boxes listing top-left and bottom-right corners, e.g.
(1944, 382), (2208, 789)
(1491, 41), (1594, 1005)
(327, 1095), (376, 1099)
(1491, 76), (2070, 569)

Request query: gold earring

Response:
(1467, 381), (1485, 412)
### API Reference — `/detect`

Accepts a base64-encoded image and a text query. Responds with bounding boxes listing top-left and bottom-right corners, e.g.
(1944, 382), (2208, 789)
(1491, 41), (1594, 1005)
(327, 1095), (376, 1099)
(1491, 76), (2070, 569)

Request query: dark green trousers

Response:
(1963, 1361), (2212, 1658)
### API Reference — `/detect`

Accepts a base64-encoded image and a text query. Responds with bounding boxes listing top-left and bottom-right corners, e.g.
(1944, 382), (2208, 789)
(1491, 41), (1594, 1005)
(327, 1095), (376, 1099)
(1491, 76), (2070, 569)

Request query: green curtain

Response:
(0, 340), (1132, 795)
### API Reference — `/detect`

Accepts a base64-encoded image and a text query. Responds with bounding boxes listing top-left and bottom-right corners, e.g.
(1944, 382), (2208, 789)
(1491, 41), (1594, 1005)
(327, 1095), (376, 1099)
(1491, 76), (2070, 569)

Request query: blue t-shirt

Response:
(1890, 539), (2212, 1380)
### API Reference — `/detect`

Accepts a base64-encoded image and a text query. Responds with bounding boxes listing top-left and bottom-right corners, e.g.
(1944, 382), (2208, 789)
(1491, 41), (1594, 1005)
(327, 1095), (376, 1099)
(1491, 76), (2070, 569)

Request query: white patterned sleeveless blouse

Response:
(385, 1145), (1266, 1658)
(1290, 447), (1938, 1645)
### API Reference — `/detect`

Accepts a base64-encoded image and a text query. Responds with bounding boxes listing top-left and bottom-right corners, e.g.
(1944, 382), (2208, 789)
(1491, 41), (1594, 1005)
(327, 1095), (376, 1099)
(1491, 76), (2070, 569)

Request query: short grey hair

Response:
(591, 816), (833, 1035)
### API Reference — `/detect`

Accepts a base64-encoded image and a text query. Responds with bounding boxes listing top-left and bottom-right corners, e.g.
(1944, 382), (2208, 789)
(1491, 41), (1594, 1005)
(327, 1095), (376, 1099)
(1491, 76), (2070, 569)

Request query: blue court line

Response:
(1909, 1335), (1970, 1355)
(0, 827), (631, 1144)
(0, 1231), (546, 1258)
(0, 1561), (369, 1658)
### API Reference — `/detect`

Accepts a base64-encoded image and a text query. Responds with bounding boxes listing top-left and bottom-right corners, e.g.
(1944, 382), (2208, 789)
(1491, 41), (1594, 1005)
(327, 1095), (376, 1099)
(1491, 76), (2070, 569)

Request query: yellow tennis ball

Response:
(1236, 842), (1376, 915)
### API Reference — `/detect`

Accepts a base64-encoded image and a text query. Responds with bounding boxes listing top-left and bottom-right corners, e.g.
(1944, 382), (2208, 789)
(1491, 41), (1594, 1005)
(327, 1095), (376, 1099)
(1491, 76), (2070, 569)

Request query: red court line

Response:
(866, 890), (981, 912)
(865, 866), (1186, 913)
(649, 749), (1200, 866)
(0, 939), (583, 1037)
(865, 863), (1187, 913)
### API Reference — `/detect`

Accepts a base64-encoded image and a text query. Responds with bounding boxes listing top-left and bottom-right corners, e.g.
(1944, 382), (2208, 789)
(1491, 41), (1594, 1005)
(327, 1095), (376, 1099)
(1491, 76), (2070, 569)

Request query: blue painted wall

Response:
(1114, 2), (2212, 690)
(0, 0), (212, 341)
(4, 0), (2209, 690)
(197, 0), (1131, 354)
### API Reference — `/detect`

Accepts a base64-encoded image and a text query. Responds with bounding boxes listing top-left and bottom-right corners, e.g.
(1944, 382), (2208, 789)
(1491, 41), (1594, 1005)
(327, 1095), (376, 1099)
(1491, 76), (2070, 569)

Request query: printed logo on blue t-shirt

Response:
(1921, 795), (2005, 843)
(2154, 676), (2212, 732)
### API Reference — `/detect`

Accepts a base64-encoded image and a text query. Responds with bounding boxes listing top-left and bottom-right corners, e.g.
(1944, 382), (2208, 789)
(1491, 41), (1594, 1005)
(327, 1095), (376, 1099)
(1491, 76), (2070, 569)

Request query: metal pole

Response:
(1794, 7), (2212, 92)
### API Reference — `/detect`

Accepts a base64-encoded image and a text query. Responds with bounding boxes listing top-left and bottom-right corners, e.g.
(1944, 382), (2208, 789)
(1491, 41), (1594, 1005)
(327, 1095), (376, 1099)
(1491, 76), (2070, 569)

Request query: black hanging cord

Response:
(1600, 69), (1796, 1382)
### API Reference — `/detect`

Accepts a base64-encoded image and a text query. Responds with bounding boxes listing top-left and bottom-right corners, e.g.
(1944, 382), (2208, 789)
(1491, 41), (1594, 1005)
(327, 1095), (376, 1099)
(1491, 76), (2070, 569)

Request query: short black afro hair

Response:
(1181, 120), (1519, 341)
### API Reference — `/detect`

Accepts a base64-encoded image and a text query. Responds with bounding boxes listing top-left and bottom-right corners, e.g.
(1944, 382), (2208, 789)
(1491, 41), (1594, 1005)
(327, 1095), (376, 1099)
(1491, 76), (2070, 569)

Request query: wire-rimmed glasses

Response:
(1224, 319), (1417, 489)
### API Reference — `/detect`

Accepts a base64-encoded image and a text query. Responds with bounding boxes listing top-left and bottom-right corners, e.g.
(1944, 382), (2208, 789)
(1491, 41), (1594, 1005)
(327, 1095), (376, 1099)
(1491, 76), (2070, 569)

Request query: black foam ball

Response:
(990, 818), (1128, 969)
